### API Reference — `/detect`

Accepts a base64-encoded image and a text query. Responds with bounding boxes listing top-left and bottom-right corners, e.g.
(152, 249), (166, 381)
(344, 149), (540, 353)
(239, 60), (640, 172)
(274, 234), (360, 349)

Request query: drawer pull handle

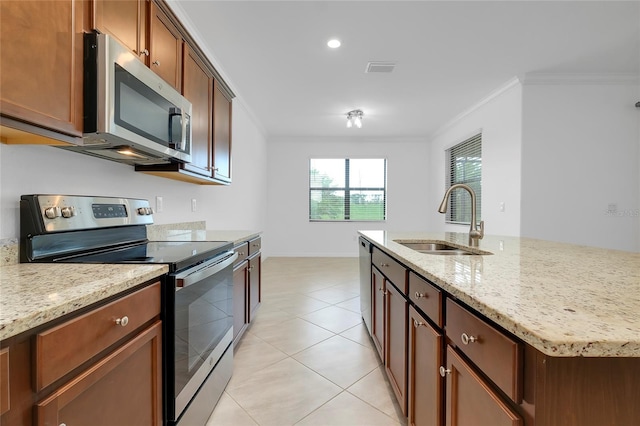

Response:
(461, 332), (477, 345)
(413, 320), (424, 328)
(414, 291), (426, 299)
(380, 263), (388, 267)
(115, 316), (129, 327)
(439, 366), (451, 377)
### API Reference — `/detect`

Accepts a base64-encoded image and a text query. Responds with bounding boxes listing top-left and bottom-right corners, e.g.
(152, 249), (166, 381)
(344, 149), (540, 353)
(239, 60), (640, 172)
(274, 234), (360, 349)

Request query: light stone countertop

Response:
(359, 231), (640, 358)
(0, 263), (167, 340)
(148, 229), (262, 246)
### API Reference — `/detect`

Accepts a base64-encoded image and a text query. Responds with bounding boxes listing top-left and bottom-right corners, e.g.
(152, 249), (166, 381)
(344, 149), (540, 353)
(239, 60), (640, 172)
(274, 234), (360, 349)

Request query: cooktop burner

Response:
(55, 240), (232, 272)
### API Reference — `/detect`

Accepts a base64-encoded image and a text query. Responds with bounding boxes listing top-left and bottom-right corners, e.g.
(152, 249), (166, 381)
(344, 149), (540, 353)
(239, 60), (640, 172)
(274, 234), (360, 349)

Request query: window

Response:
(445, 134), (482, 224)
(309, 158), (386, 221)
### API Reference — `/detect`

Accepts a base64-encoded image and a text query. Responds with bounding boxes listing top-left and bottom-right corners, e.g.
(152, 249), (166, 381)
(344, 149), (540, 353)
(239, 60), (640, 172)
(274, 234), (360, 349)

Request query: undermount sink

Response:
(394, 240), (483, 255)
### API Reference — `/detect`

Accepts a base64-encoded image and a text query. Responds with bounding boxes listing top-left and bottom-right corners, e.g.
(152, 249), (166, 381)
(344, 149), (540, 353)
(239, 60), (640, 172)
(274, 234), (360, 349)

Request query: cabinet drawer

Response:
(234, 242), (249, 266)
(409, 272), (442, 328)
(372, 247), (407, 294)
(445, 298), (522, 403)
(35, 282), (161, 391)
(248, 237), (261, 256)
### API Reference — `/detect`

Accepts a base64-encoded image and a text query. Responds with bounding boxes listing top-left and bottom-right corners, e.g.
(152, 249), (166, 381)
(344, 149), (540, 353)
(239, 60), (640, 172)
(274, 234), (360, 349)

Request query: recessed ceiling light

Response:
(327, 39), (341, 48)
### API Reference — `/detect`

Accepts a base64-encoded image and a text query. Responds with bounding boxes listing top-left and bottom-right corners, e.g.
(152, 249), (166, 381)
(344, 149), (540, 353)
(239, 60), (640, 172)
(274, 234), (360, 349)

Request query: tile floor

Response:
(206, 257), (406, 426)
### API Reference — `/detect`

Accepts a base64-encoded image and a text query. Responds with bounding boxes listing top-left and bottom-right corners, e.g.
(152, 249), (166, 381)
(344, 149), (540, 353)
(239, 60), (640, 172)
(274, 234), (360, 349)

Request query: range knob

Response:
(44, 206), (61, 219)
(61, 206), (75, 218)
(137, 207), (153, 215)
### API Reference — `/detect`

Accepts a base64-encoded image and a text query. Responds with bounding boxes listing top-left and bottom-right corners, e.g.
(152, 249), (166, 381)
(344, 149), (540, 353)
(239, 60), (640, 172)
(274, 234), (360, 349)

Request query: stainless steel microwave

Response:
(62, 32), (192, 165)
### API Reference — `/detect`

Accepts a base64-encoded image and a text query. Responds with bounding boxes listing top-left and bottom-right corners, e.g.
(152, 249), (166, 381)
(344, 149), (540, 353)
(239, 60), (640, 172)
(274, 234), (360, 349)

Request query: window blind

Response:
(445, 134), (482, 224)
(309, 158), (386, 221)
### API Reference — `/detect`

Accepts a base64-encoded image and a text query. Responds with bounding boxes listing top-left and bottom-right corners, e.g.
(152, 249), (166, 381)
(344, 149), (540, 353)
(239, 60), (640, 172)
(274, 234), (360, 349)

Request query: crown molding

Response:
(522, 72), (640, 85)
(430, 76), (522, 139)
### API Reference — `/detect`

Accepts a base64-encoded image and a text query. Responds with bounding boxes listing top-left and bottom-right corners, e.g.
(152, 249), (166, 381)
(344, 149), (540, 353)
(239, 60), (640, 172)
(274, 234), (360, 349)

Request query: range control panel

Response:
(21, 195), (154, 233)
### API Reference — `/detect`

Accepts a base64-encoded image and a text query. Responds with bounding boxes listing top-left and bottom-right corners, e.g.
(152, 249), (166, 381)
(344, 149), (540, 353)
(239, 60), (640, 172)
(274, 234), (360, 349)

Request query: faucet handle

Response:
(478, 220), (484, 239)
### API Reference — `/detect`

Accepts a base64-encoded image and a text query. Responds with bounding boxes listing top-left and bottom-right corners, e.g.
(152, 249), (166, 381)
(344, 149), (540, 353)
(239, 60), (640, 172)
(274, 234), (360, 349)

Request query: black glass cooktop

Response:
(55, 240), (232, 273)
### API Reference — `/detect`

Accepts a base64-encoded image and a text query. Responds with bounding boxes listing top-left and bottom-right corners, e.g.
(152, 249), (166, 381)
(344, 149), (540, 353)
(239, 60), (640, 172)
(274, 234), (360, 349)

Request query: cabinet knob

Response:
(115, 316), (129, 327)
(152, 60), (160, 66)
(414, 291), (426, 299)
(140, 48), (149, 56)
(461, 332), (477, 345)
(413, 319), (424, 328)
(439, 366), (451, 377)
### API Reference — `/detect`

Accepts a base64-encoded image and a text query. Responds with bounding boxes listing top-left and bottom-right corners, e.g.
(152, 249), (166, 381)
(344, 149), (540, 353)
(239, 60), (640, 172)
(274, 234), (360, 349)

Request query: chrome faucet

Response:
(438, 183), (484, 243)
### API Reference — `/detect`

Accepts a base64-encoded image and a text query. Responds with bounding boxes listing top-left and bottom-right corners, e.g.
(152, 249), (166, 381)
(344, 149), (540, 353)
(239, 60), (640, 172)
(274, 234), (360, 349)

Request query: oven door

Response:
(168, 251), (237, 422)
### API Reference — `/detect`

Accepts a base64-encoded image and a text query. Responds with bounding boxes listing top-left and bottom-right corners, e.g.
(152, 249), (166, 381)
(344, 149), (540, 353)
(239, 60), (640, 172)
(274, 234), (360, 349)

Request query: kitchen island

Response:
(359, 230), (639, 426)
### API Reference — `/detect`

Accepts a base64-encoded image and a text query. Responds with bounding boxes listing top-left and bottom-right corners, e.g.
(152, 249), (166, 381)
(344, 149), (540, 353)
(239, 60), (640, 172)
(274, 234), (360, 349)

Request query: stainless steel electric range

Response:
(20, 194), (236, 425)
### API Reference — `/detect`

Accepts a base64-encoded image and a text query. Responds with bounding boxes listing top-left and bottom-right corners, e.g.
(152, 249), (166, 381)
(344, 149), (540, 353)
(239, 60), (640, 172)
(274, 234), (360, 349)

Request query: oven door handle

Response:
(175, 252), (238, 289)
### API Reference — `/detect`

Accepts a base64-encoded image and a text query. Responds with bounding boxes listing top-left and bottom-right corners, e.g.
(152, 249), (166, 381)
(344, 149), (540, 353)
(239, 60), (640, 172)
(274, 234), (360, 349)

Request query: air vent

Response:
(365, 61), (396, 73)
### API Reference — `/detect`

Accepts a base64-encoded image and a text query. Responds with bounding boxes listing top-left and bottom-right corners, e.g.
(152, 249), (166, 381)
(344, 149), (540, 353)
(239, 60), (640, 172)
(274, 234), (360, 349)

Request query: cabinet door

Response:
(371, 267), (385, 361)
(212, 80), (232, 183)
(35, 321), (162, 426)
(408, 306), (443, 426)
(93, 0), (149, 62)
(385, 282), (408, 415)
(149, 1), (182, 91)
(0, 0), (83, 136)
(444, 346), (522, 426)
(182, 44), (213, 177)
(248, 254), (261, 321)
(233, 261), (248, 342)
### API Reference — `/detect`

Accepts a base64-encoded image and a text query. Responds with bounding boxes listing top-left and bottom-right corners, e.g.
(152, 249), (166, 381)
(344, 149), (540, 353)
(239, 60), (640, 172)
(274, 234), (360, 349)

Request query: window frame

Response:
(444, 133), (482, 225)
(309, 158), (387, 222)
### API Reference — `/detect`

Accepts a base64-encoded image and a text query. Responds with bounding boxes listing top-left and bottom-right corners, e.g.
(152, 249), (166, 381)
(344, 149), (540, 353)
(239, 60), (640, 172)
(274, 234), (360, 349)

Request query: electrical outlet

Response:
(191, 198), (197, 212)
(156, 196), (163, 213)
(499, 201), (505, 212)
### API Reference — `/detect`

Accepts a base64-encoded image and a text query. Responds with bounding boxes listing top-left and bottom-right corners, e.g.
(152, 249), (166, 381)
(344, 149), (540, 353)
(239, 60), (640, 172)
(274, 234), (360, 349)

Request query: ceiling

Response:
(169, 1), (640, 140)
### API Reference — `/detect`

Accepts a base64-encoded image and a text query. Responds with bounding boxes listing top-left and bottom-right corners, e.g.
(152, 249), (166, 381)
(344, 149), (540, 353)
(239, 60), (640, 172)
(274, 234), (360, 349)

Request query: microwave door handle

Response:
(168, 107), (182, 149)
(175, 252), (238, 289)
(180, 111), (189, 151)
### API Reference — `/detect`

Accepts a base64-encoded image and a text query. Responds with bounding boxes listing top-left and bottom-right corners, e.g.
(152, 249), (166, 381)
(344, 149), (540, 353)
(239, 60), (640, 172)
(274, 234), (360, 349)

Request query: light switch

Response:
(156, 196), (163, 213)
(191, 198), (197, 212)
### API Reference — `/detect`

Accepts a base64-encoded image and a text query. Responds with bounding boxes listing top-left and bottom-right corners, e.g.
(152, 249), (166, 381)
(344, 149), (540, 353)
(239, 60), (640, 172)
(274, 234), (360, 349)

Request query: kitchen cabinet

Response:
(408, 305), (443, 426)
(371, 246), (409, 415)
(232, 237), (262, 346)
(0, 0), (84, 143)
(93, 0), (149, 62)
(247, 237), (262, 321)
(443, 345), (523, 426)
(213, 79), (233, 183)
(181, 44), (214, 177)
(149, 1), (182, 91)
(0, 280), (162, 425)
(233, 243), (249, 344)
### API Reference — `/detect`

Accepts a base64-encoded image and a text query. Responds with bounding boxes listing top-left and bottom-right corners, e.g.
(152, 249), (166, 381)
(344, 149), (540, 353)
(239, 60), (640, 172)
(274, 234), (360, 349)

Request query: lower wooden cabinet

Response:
(444, 345), (522, 426)
(371, 267), (385, 360)
(408, 306), (443, 426)
(248, 252), (261, 321)
(385, 281), (408, 415)
(35, 321), (163, 426)
(233, 259), (249, 342)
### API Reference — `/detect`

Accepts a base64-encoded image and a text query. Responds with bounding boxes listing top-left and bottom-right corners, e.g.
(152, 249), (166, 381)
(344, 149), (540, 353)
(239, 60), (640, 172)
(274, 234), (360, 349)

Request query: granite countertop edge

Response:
(359, 230), (640, 358)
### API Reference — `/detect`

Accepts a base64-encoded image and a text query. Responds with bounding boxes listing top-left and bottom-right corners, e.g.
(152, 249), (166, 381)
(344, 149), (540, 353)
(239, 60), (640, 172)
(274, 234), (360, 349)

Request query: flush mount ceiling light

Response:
(346, 110), (364, 128)
(327, 39), (341, 48)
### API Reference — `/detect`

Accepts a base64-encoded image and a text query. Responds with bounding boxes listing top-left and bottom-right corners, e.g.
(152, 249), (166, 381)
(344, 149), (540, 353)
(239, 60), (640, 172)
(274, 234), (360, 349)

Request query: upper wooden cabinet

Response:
(93, 0), (149, 62)
(149, 1), (182, 91)
(182, 44), (214, 177)
(0, 0), (84, 139)
(213, 80), (232, 183)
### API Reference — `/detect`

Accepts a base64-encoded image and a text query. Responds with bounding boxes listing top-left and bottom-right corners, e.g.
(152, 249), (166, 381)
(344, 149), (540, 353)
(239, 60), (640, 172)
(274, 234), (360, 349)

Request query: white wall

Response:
(426, 79), (523, 237)
(521, 79), (640, 252)
(266, 138), (430, 257)
(0, 100), (269, 252)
